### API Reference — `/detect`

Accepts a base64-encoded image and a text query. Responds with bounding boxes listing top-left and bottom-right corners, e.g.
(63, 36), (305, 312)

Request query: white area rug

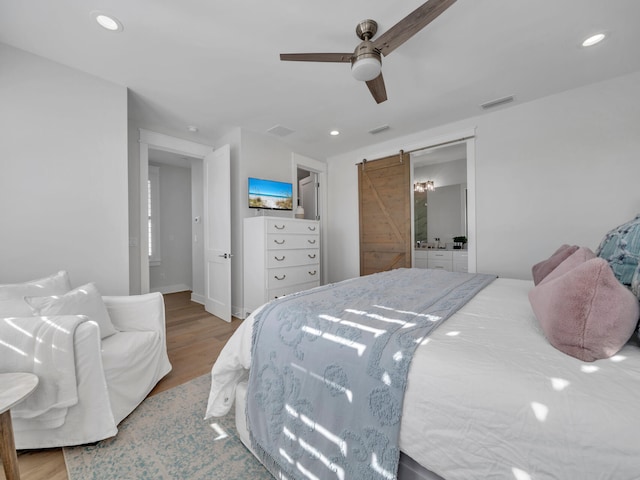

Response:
(63, 375), (272, 479)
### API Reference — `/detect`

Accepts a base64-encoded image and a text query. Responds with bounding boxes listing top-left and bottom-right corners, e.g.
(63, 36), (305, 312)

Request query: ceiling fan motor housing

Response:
(355, 19), (378, 40)
(351, 19), (382, 82)
(351, 39), (382, 82)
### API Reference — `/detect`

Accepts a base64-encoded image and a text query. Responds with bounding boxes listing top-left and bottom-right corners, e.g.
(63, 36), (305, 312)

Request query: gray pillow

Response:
(596, 214), (640, 287)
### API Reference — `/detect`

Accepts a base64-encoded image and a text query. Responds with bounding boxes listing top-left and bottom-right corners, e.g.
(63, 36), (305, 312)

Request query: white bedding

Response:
(207, 277), (640, 479)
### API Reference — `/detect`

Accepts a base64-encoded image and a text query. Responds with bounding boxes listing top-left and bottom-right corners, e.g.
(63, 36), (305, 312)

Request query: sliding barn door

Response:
(358, 153), (411, 276)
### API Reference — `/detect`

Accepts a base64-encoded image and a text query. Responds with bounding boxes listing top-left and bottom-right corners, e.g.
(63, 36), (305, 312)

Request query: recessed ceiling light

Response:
(187, 125), (199, 132)
(91, 11), (124, 32)
(582, 33), (606, 47)
(330, 130), (340, 136)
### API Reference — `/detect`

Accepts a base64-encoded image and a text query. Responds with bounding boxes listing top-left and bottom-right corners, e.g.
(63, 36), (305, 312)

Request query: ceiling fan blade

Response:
(373, 0), (456, 56)
(280, 53), (353, 63)
(366, 73), (387, 104)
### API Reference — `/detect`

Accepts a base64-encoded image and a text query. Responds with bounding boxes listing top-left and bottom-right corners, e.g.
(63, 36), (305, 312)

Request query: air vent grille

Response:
(369, 124), (390, 135)
(480, 95), (515, 110)
(266, 125), (295, 137)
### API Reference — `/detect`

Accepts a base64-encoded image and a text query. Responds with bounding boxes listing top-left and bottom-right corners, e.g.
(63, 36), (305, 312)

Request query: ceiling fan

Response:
(280, 0), (456, 104)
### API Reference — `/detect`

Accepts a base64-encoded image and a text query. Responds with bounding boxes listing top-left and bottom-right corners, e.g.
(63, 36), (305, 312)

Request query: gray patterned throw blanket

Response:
(248, 268), (496, 480)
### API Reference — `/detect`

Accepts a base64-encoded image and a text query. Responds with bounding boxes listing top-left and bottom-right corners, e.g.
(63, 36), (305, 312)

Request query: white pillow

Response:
(25, 282), (118, 339)
(0, 271), (72, 317)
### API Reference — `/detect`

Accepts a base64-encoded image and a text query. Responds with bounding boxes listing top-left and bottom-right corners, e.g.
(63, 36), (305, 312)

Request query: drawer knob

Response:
(274, 255), (286, 261)
(274, 239), (285, 245)
(308, 270), (317, 276)
(308, 239), (316, 244)
(274, 274), (286, 281)
(308, 254), (316, 259)
(274, 224), (285, 230)
(308, 226), (316, 231)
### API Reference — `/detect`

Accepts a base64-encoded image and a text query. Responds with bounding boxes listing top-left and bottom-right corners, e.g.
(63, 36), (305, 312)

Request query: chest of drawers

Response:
(243, 216), (320, 314)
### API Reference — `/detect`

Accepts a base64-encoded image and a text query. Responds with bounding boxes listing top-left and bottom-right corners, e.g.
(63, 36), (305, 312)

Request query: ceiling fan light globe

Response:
(351, 57), (381, 82)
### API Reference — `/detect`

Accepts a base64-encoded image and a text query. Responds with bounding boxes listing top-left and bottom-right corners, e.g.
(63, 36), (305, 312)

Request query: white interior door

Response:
(299, 173), (318, 220)
(204, 144), (231, 322)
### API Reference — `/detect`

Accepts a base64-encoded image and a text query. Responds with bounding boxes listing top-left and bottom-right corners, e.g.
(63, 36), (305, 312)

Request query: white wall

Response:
(241, 130), (297, 221)
(327, 71), (640, 283)
(0, 43), (129, 294)
(149, 163), (192, 294)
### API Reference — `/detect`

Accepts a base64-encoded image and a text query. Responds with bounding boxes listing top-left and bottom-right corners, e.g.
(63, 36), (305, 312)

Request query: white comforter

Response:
(207, 278), (640, 480)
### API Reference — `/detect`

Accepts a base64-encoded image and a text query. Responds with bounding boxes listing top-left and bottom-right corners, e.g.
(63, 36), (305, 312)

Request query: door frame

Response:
(363, 128), (477, 274)
(408, 130), (476, 273)
(138, 129), (213, 294)
(292, 153), (328, 285)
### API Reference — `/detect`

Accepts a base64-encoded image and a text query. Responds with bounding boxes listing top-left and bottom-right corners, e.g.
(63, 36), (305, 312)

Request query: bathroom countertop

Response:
(414, 247), (467, 252)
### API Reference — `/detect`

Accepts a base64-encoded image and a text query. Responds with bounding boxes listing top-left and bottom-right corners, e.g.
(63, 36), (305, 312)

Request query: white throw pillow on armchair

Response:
(0, 270), (72, 316)
(25, 282), (118, 339)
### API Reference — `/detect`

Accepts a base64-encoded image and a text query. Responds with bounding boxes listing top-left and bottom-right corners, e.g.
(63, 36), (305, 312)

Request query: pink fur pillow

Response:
(531, 244), (579, 285)
(539, 246), (596, 285)
(529, 258), (640, 362)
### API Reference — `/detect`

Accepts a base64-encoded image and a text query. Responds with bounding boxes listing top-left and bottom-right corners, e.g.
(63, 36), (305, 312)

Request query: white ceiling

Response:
(2, 1), (639, 159)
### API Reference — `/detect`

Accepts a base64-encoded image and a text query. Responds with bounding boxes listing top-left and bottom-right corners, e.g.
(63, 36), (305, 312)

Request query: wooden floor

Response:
(2, 291), (243, 480)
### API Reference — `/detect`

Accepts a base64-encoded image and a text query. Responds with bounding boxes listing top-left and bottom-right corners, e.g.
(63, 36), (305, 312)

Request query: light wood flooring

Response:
(1, 291), (243, 480)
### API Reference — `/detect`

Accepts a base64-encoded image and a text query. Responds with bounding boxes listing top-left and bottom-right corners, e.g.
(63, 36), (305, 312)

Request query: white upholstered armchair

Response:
(0, 271), (172, 448)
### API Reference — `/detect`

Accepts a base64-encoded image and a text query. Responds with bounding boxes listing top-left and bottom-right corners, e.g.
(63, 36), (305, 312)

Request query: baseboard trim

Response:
(190, 293), (205, 305)
(150, 284), (191, 295)
(232, 305), (247, 320)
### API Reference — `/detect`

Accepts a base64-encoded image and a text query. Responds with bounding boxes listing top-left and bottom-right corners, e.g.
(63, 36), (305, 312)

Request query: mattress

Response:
(208, 277), (640, 479)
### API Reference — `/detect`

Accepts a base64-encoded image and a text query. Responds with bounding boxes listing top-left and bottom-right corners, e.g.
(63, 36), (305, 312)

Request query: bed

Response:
(206, 268), (640, 480)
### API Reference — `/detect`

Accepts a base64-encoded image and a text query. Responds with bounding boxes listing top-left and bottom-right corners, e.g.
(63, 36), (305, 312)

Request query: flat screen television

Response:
(248, 177), (293, 211)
